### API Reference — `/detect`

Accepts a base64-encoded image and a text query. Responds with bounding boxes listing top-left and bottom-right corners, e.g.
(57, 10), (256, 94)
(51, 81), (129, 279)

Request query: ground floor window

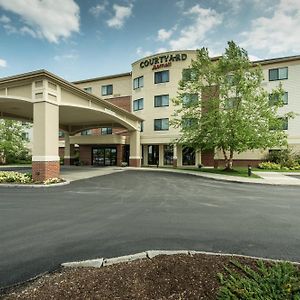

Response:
(148, 145), (159, 165)
(182, 147), (195, 165)
(92, 147), (117, 166)
(164, 145), (173, 165)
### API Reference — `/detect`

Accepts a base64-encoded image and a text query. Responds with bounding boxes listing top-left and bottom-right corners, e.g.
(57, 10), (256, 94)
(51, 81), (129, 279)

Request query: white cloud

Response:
(176, 0), (185, 9)
(157, 28), (174, 42)
(0, 59), (7, 68)
(54, 53), (79, 61)
(136, 47), (152, 58)
(0, 15), (10, 23)
(241, 0), (300, 54)
(107, 4), (133, 29)
(0, 0), (80, 43)
(169, 4), (222, 50)
(89, 1), (107, 17)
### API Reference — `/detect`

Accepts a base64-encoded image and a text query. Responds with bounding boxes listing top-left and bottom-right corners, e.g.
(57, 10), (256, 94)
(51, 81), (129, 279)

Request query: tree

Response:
(0, 119), (31, 164)
(172, 41), (294, 170)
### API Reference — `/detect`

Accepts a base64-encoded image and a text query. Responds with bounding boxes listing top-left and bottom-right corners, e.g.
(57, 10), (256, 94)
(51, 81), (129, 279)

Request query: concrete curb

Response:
(0, 180), (70, 188)
(61, 249), (300, 269)
(126, 167), (300, 186)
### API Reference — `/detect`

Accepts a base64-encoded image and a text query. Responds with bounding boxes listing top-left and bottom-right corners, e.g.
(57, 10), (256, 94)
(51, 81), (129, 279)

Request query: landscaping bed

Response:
(2, 253), (300, 300)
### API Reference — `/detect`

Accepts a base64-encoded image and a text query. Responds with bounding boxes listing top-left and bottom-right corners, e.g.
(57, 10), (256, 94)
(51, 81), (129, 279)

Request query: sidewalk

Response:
(128, 167), (300, 186)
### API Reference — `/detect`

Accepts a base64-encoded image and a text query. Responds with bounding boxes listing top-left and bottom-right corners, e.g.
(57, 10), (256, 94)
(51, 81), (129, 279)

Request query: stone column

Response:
(64, 132), (71, 165)
(159, 144), (164, 167)
(129, 130), (141, 167)
(177, 144), (182, 167)
(32, 101), (60, 181)
(143, 145), (148, 166)
(173, 144), (178, 168)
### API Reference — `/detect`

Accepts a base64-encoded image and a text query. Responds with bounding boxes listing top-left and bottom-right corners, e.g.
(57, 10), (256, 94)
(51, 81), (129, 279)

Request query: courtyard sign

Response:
(140, 53), (187, 70)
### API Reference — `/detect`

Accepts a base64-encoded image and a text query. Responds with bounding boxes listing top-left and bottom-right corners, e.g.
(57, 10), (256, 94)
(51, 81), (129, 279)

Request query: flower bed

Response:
(0, 171), (64, 185)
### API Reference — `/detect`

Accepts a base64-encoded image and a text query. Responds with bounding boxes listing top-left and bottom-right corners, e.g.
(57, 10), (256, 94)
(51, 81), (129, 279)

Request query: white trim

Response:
(129, 156), (141, 159)
(32, 156), (60, 162)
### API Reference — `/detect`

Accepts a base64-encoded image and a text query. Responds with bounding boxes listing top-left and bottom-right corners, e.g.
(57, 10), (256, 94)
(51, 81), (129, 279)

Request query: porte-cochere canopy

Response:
(0, 70), (143, 180)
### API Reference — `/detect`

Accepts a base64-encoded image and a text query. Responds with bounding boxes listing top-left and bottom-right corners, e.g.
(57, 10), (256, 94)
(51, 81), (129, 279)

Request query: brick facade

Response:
(106, 96), (131, 112)
(79, 145), (92, 165)
(201, 150), (215, 166)
(216, 159), (263, 168)
(129, 158), (141, 167)
(32, 161), (60, 181)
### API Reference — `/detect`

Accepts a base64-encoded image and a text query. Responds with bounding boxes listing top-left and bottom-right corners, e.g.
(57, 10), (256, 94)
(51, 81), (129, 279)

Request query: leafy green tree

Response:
(172, 41), (294, 170)
(0, 119), (31, 164)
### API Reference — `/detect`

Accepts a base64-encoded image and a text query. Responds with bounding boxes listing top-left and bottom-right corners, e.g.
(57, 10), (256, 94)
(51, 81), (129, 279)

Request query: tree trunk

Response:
(225, 150), (234, 170)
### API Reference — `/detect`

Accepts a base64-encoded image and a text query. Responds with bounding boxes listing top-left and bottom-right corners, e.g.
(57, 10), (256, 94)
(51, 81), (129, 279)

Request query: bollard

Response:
(248, 165), (252, 177)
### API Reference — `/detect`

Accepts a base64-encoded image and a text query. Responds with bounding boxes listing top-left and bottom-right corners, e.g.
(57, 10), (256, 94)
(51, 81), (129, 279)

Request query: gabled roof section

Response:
(72, 72), (132, 84)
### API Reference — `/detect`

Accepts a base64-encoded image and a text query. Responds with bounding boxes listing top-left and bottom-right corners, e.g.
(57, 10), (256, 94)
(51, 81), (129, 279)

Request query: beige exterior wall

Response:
(74, 74), (132, 99)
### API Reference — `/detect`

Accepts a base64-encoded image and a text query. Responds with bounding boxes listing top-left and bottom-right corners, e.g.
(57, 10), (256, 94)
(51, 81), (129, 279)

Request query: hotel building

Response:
(67, 50), (300, 168)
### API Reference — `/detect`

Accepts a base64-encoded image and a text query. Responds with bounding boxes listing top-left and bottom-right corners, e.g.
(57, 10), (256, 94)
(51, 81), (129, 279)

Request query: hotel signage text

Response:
(140, 53), (187, 70)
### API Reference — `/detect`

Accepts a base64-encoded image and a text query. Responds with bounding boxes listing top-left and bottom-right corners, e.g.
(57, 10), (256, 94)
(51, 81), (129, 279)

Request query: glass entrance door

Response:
(93, 147), (117, 166)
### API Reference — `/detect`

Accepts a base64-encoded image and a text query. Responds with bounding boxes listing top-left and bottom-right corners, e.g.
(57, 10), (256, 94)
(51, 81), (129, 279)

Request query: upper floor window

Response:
(81, 129), (92, 135)
(182, 69), (196, 81)
(269, 67), (288, 81)
(133, 76), (144, 89)
(154, 70), (169, 84)
(133, 98), (144, 111)
(182, 93), (198, 107)
(21, 132), (29, 140)
(83, 87), (92, 93)
(270, 117), (288, 131)
(269, 92), (288, 105)
(101, 84), (113, 96)
(154, 94), (169, 107)
(101, 127), (112, 135)
(59, 131), (65, 138)
(154, 118), (169, 131)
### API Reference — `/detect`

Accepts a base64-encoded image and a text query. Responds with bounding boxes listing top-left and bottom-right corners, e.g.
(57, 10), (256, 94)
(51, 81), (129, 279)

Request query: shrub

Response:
(0, 171), (32, 184)
(258, 162), (281, 170)
(267, 148), (300, 169)
(218, 260), (300, 299)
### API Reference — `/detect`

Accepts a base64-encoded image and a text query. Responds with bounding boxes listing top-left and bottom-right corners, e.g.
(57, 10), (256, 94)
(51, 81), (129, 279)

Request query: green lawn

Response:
(178, 167), (261, 178)
(253, 168), (300, 172)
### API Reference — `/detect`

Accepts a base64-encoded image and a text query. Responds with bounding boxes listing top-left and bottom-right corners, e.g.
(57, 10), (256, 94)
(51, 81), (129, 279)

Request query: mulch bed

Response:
(0, 253), (269, 300)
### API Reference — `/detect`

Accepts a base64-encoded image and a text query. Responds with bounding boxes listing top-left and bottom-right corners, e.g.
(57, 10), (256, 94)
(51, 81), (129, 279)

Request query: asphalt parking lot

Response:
(1, 170), (300, 289)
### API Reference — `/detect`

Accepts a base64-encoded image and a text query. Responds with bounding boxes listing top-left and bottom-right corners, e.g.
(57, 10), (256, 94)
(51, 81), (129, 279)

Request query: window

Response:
(101, 127), (112, 135)
(164, 145), (173, 165)
(59, 131), (65, 138)
(270, 118), (288, 131)
(269, 67), (288, 81)
(81, 129), (92, 135)
(83, 87), (92, 93)
(148, 145), (159, 165)
(182, 147), (195, 165)
(154, 70), (169, 84)
(133, 76), (144, 89)
(140, 121), (144, 132)
(154, 118), (169, 131)
(101, 84), (113, 96)
(182, 94), (198, 107)
(269, 92), (288, 105)
(21, 132), (29, 140)
(225, 97), (240, 109)
(182, 69), (196, 81)
(182, 118), (197, 129)
(154, 94), (169, 107)
(133, 98), (144, 111)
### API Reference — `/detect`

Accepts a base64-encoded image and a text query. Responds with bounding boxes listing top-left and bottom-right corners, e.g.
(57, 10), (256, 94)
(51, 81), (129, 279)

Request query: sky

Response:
(0, 0), (299, 81)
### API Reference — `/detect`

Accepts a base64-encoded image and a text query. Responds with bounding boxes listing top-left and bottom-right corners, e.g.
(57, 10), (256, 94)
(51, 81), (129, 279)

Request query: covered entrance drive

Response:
(0, 70), (143, 181)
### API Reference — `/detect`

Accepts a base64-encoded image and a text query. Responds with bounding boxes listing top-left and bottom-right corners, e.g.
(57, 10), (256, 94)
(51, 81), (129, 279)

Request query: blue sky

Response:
(0, 0), (299, 81)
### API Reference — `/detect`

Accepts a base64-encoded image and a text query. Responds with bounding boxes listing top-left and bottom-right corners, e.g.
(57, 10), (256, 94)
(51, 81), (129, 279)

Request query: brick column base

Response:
(173, 158), (178, 168)
(129, 158), (141, 167)
(32, 161), (60, 181)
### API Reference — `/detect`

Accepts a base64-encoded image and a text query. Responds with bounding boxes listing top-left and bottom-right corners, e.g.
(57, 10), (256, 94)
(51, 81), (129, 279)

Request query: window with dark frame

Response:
(154, 70), (169, 84)
(133, 76), (144, 89)
(83, 87), (92, 93)
(182, 93), (198, 107)
(269, 67), (288, 81)
(133, 98), (144, 111)
(154, 118), (169, 131)
(154, 94), (169, 107)
(101, 84), (113, 96)
(269, 92), (288, 105)
(101, 127), (112, 135)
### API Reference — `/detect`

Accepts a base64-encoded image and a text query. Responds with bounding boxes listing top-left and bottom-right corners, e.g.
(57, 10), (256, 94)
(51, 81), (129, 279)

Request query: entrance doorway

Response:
(92, 147), (117, 166)
(148, 145), (159, 165)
